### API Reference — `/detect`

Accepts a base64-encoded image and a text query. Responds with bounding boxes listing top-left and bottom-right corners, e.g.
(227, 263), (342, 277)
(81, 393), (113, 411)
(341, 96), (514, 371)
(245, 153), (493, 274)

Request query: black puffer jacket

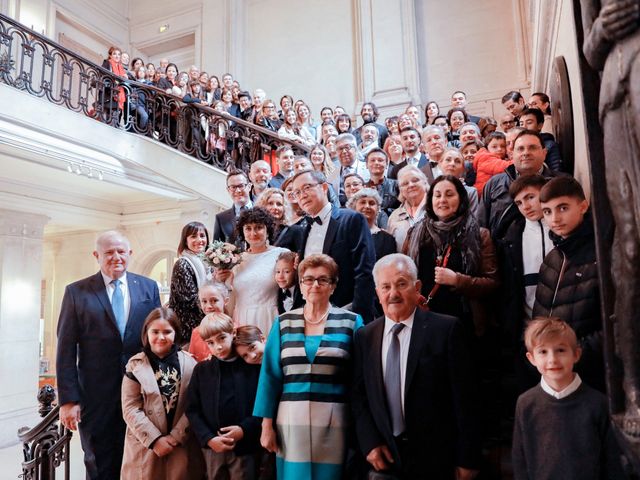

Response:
(532, 213), (604, 390)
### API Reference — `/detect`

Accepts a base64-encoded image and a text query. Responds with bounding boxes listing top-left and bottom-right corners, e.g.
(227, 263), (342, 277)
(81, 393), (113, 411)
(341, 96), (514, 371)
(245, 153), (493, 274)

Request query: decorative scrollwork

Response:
(0, 12), (310, 174)
(18, 386), (73, 479)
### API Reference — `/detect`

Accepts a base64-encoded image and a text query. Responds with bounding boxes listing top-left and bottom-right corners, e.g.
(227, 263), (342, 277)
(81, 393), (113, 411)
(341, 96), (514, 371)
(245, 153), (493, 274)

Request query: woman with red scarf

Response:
(100, 46), (127, 127)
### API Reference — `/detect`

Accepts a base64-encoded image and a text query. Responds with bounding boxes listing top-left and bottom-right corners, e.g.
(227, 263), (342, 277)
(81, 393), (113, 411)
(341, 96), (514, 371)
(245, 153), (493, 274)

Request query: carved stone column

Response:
(0, 209), (49, 447)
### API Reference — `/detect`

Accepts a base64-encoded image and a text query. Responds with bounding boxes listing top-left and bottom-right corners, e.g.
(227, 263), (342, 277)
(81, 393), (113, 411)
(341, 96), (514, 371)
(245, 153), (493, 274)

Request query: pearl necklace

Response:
(304, 306), (330, 325)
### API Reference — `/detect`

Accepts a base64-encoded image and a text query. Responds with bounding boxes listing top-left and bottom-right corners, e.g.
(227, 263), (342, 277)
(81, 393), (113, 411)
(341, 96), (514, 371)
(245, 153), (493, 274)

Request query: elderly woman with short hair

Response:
(348, 188), (396, 260)
(254, 254), (363, 480)
(386, 165), (428, 250)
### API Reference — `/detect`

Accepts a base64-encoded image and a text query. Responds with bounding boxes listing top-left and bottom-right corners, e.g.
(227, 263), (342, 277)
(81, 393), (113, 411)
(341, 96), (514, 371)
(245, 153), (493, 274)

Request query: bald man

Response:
(56, 231), (160, 479)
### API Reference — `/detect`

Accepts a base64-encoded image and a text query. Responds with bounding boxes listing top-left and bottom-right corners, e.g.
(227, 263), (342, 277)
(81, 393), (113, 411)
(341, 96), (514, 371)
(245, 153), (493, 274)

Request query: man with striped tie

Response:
(56, 231), (160, 479)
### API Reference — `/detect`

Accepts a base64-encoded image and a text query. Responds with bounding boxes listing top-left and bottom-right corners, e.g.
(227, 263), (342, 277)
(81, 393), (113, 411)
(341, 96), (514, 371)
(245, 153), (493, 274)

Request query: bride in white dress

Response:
(216, 207), (289, 336)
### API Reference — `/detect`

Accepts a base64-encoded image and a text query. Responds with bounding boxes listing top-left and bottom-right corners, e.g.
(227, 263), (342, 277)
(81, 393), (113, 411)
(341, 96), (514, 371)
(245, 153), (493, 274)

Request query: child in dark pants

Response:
(512, 318), (624, 479)
(186, 313), (261, 479)
(533, 176), (604, 391)
(234, 326), (275, 480)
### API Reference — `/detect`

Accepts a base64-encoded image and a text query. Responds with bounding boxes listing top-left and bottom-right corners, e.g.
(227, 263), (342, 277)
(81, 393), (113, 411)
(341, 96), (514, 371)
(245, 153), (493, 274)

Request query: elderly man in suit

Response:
(292, 168), (376, 323)
(212, 169), (253, 245)
(352, 254), (481, 479)
(56, 231), (161, 479)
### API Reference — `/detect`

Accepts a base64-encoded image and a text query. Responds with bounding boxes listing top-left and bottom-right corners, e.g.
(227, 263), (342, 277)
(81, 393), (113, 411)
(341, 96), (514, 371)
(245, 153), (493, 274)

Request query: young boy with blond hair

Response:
(512, 317), (623, 479)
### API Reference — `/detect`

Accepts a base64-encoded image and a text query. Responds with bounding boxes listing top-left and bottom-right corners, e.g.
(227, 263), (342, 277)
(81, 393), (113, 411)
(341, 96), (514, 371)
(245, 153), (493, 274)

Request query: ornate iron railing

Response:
(0, 13), (308, 171)
(18, 385), (72, 480)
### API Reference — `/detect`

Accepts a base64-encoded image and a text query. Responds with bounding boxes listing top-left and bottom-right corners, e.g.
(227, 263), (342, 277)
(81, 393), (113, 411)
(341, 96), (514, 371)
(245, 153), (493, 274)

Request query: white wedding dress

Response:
(231, 246), (289, 336)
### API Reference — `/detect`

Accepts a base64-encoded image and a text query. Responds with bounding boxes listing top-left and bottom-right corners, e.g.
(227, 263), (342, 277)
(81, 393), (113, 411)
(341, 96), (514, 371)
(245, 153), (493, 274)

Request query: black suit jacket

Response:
(213, 207), (239, 245)
(185, 357), (261, 454)
(299, 206), (376, 323)
(56, 271), (160, 419)
(388, 154), (429, 180)
(352, 309), (481, 477)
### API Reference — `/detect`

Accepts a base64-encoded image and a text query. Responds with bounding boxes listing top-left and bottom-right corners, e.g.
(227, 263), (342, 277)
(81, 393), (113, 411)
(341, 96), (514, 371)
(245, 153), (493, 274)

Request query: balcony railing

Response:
(0, 13), (309, 171)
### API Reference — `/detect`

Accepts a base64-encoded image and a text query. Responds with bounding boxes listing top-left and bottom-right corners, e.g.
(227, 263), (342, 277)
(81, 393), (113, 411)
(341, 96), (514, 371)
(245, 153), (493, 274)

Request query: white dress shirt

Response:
(234, 200), (253, 217)
(283, 286), (295, 312)
(304, 203), (332, 258)
(404, 152), (422, 166)
(101, 271), (131, 324)
(540, 373), (582, 400)
(381, 311), (415, 415)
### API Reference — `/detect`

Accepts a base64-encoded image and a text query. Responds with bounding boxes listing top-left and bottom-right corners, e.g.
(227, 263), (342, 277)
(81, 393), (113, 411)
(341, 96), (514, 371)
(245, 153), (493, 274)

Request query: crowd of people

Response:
(55, 51), (625, 480)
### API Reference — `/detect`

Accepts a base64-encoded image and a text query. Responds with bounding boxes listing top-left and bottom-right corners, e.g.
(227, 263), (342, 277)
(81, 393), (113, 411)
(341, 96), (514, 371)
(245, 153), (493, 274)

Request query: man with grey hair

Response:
(57, 231), (161, 479)
(292, 169), (376, 322)
(159, 58), (169, 74)
(189, 64), (200, 82)
(422, 125), (448, 180)
(249, 159), (272, 200)
(352, 253), (481, 479)
(330, 132), (370, 205)
(459, 122), (481, 144)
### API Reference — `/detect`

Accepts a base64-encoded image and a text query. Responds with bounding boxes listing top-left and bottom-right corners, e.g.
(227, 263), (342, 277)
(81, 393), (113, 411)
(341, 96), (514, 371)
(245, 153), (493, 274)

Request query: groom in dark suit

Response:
(352, 254), (481, 479)
(292, 169), (376, 323)
(56, 231), (160, 479)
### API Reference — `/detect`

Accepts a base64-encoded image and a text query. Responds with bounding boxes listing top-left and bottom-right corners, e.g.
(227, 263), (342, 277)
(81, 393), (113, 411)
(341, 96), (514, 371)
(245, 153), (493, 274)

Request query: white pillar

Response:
(0, 209), (49, 447)
(353, 0), (422, 116)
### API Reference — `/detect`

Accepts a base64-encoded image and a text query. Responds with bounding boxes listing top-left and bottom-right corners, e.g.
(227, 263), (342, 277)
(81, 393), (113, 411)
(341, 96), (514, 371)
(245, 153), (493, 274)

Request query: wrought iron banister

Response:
(0, 13), (309, 172)
(18, 385), (72, 480)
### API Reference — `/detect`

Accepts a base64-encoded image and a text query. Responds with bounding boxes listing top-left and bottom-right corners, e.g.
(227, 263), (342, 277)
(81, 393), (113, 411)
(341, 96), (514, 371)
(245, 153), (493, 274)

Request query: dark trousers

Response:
(78, 410), (126, 479)
(389, 435), (455, 480)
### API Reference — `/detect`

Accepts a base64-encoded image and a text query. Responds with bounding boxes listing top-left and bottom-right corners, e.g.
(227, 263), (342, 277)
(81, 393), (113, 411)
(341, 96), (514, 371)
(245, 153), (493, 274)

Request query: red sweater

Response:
(473, 148), (512, 197)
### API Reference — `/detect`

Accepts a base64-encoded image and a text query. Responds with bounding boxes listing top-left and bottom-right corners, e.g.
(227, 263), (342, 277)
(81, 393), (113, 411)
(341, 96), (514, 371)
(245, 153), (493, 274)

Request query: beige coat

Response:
(121, 350), (204, 480)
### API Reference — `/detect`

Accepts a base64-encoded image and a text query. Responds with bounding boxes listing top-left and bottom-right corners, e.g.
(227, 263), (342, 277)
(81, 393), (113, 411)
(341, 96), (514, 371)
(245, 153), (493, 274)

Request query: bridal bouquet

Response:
(201, 241), (243, 270)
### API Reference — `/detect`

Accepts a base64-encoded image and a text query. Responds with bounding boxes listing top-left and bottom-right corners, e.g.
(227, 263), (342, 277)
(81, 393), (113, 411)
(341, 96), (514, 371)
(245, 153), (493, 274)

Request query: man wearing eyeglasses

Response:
(328, 133), (370, 206)
(292, 169), (376, 323)
(480, 130), (561, 238)
(499, 113), (517, 133)
(213, 169), (253, 245)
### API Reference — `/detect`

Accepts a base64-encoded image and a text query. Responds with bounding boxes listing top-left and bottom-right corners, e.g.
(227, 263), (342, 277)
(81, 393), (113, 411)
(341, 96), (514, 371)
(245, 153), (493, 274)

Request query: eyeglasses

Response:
(501, 120), (516, 126)
(291, 183), (321, 198)
(300, 276), (334, 286)
(337, 145), (355, 152)
(227, 183), (248, 192)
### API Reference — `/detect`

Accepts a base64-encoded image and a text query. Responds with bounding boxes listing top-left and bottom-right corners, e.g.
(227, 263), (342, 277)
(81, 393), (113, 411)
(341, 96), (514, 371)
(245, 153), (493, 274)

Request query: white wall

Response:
(530, 0), (589, 192)
(244, 0), (356, 119)
(16, 0), (128, 49)
(415, 0), (531, 118)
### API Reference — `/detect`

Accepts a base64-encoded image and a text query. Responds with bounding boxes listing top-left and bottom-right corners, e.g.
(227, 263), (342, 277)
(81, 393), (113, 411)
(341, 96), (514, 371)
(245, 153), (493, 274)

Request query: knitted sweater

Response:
(512, 383), (624, 480)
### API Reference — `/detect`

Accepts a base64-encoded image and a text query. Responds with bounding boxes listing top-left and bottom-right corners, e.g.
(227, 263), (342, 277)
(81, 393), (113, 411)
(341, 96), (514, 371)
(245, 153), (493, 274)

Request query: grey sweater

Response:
(512, 383), (624, 480)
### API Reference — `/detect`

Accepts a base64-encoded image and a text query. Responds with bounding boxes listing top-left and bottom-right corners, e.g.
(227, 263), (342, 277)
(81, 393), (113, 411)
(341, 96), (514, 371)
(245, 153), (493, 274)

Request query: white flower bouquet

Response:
(201, 240), (243, 271)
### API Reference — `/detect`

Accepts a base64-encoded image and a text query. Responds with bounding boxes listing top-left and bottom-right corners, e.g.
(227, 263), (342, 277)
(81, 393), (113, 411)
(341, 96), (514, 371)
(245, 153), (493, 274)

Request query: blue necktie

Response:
(111, 279), (126, 338)
(385, 322), (405, 436)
